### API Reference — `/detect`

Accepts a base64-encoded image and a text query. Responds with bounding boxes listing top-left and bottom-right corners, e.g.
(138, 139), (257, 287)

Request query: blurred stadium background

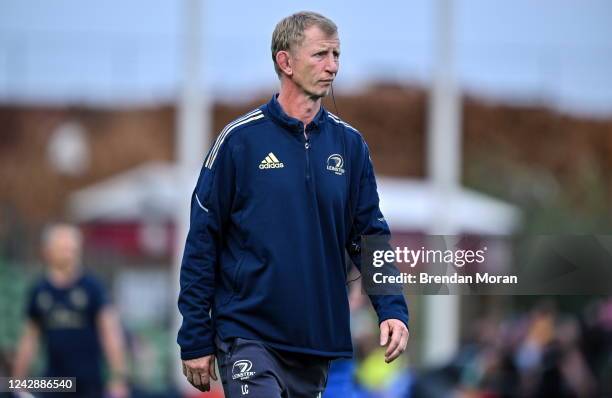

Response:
(1, 0), (611, 397)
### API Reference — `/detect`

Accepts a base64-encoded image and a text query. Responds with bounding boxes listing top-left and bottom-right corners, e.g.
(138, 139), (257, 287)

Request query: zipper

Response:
(304, 136), (311, 181)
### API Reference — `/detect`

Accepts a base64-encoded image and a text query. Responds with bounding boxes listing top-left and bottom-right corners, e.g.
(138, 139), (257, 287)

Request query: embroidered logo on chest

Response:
(259, 152), (284, 169)
(326, 154), (345, 175)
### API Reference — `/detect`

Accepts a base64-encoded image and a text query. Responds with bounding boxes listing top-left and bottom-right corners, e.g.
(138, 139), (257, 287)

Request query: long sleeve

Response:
(346, 141), (409, 328)
(177, 141), (235, 360)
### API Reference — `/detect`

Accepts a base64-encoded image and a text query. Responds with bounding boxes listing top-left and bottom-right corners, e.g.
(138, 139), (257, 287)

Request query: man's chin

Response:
(307, 88), (331, 100)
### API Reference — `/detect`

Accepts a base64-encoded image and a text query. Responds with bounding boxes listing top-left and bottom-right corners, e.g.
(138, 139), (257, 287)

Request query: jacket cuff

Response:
(377, 312), (410, 331)
(181, 345), (216, 361)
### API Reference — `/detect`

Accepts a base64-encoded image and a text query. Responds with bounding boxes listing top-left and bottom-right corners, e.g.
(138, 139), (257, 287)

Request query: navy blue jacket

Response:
(27, 273), (107, 388)
(178, 94), (409, 360)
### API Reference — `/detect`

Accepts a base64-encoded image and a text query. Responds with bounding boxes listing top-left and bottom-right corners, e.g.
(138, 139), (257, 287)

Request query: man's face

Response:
(289, 25), (340, 99)
(44, 227), (82, 271)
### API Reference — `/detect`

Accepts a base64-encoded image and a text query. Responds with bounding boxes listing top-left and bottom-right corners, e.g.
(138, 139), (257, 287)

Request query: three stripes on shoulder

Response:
(205, 109), (264, 169)
(327, 112), (358, 132)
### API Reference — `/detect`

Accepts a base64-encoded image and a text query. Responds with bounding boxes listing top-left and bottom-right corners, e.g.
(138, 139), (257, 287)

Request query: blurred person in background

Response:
(585, 297), (612, 396)
(12, 223), (129, 398)
(409, 299), (608, 398)
(178, 10), (409, 397)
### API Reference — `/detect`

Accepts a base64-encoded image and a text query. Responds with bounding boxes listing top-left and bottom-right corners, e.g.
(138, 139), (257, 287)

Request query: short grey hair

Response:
(271, 11), (338, 77)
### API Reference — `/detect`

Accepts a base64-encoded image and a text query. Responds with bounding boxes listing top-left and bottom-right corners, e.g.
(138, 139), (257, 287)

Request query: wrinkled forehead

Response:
(298, 25), (340, 50)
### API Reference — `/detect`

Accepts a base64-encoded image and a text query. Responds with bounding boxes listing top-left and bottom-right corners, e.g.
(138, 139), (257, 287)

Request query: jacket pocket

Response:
(217, 251), (246, 306)
(230, 251), (247, 295)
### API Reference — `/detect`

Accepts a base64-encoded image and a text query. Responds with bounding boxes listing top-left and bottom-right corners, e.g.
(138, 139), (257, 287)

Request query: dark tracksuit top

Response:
(177, 94), (409, 361)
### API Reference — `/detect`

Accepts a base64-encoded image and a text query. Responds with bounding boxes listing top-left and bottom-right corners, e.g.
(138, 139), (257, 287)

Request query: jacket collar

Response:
(266, 93), (327, 133)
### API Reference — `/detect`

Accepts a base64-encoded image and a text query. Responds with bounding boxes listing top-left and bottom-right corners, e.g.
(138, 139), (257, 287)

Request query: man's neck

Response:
(48, 265), (80, 288)
(277, 86), (321, 128)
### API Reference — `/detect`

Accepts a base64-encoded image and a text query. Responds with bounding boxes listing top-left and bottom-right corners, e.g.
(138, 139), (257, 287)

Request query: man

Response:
(178, 11), (409, 397)
(13, 223), (128, 398)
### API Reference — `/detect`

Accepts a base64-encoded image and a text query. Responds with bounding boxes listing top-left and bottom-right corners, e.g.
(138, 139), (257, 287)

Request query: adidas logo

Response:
(259, 152), (284, 169)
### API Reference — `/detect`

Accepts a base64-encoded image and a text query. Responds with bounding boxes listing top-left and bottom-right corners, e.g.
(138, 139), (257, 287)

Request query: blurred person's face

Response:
(286, 25), (340, 99)
(43, 226), (82, 271)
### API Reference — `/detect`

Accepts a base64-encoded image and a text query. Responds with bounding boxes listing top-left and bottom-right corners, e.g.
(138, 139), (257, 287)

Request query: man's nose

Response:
(325, 54), (339, 74)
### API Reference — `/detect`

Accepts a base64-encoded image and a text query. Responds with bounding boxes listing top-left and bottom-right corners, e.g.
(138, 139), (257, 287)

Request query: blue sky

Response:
(0, 0), (611, 115)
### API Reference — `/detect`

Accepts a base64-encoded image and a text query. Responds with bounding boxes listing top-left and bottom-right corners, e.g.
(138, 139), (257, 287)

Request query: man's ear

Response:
(276, 51), (292, 76)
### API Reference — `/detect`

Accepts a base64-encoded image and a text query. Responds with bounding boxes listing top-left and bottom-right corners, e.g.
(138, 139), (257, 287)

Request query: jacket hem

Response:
(217, 330), (353, 359)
